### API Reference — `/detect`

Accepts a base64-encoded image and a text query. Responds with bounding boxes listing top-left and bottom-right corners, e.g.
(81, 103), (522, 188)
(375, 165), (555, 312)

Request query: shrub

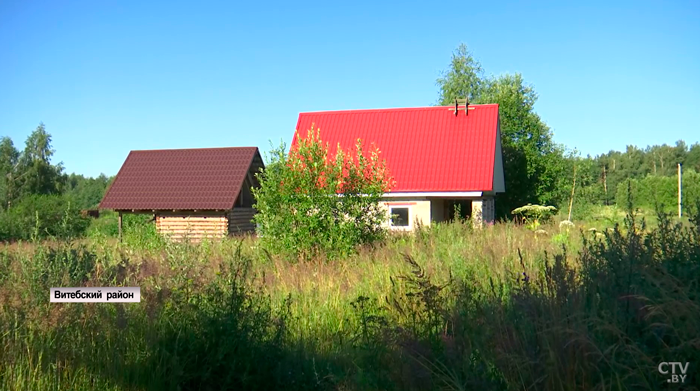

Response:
(121, 213), (164, 249)
(0, 194), (90, 241)
(85, 211), (153, 239)
(86, 210), (120, 237)
(253, 127), (393, 261)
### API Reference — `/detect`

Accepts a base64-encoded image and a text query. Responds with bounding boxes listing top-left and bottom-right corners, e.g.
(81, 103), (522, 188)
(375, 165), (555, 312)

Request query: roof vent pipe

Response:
(451, 98), (470, 116)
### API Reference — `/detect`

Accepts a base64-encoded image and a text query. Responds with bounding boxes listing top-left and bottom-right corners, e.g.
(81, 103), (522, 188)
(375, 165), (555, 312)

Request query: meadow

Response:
(1, 209), (699, 391)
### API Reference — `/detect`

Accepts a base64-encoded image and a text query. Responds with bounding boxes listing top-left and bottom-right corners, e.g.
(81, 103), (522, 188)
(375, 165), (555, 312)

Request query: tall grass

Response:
(1, 212), (698, 390)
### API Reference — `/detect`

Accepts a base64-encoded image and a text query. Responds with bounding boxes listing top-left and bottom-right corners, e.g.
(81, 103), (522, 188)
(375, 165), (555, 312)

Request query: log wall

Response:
(228, 207), (256, 235)
(156, 211), (227, 242)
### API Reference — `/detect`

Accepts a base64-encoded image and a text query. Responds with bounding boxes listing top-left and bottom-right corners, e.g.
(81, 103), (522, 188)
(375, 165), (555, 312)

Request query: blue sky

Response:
(1, 0), (699, 178)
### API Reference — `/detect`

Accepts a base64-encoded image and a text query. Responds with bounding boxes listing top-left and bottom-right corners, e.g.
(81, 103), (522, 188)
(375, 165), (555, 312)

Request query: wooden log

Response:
(155, 213), (227, 242)
(228, 207), (257, 235)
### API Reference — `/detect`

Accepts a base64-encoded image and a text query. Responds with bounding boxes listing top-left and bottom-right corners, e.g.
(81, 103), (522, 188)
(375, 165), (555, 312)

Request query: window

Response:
(390, 207), (409, 227)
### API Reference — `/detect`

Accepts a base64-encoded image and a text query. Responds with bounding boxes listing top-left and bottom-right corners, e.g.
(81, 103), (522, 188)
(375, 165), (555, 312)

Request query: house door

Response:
(444, 200), (472, 221)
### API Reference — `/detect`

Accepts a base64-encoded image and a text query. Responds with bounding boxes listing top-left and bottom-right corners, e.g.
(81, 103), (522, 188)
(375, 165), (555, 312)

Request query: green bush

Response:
(253, 128), (393, 261)
(121, 213), (164, 249)
(0, 194), (90, 241)
(86, 210), (120, 238)
(86, 211), (164, 250)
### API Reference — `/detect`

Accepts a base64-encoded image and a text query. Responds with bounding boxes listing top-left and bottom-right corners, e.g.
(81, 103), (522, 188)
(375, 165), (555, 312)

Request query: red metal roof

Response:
(293, 104), (499, 192)
(99, 147), (261, 210)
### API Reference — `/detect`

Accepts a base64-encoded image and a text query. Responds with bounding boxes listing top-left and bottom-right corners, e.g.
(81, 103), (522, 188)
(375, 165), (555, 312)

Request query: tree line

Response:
(0, 124), (113, 240)
(1, 44), (699, 242)
(436, 44), (700, 219)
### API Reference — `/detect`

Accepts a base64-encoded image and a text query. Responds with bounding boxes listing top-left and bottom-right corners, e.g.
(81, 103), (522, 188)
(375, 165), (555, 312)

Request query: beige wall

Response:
(471, 198), (495, 228)
(379, 195), (500, 231)
(381, 199), (431, 230)
(471, 200), (483, 227)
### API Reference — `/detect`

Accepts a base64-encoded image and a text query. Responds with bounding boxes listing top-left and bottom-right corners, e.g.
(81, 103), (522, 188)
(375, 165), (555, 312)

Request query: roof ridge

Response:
(299, 104), (498, 115)
(129, 146), (258, 153)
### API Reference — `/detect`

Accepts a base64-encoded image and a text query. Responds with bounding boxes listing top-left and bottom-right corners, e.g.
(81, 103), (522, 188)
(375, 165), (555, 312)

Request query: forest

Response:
(1, 122), (699, 241)
(4, 45), (698, 242)
(0, 124), (112, 240)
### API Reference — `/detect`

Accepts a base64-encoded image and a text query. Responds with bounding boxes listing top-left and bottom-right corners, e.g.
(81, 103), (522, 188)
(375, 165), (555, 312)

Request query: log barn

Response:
(99, 147), (264, 241)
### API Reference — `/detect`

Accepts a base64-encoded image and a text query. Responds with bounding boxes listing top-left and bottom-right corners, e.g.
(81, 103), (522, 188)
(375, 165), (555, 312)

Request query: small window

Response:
(390, 207), (409, 227)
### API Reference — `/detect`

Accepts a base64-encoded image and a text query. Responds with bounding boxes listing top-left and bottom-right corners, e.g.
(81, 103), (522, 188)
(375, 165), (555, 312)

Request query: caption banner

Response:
(50, 287), (141, 303)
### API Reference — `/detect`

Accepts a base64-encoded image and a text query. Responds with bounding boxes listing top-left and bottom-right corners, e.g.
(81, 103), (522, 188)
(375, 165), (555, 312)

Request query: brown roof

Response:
(99, 147), (261, 211)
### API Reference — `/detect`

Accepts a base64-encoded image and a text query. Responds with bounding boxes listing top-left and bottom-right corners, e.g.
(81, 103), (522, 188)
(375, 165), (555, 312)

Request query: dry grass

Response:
(1, 213), (698, 390)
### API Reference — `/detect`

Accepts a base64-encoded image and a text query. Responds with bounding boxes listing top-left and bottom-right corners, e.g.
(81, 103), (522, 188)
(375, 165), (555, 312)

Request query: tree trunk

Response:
(567, 163), (577, 221)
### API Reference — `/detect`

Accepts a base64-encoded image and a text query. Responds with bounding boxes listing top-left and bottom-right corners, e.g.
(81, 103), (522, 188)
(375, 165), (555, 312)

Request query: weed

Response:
(1, 209), (698, 390)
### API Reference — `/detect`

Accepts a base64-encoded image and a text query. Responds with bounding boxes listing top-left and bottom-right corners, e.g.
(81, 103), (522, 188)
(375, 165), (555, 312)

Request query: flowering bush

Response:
(253, 127), (394, 261)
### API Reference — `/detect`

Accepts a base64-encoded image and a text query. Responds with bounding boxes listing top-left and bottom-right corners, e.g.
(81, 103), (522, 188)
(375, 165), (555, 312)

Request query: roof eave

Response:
(383, 191), (484, 198)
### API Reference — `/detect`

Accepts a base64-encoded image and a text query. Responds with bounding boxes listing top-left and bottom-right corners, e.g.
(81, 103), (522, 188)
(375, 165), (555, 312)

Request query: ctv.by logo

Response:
(658, 362), (689, 383)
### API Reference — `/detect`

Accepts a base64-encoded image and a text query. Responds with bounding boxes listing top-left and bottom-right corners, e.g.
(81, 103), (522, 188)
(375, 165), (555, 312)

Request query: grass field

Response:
(1, 210), (699, 390)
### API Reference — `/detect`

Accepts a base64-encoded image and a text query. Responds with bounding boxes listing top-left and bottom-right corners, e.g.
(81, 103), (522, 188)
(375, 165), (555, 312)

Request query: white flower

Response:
(559, 220), (575, 229)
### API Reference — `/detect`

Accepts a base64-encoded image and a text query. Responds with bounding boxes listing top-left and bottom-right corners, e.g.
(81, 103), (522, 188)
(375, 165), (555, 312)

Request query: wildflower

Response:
(559, 220), (575, 231)
(518, 271), (530, 284)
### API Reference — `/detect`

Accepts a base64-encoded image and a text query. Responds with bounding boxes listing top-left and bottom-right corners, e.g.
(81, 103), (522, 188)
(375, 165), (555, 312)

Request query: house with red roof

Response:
(99, 147), (264, 241)
(293, 102), (505, 229)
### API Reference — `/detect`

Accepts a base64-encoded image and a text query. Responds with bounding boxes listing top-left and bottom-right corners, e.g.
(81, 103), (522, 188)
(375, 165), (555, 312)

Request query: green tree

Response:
(0, 137), (20, 210)
(687, 143), (700, 172)
(560, 152), (606, 220)
(16, 123), (66, 197)
(253, 127), (393, 261)
(437, 43), (485, 105)
(64, 173), (112, 209)
(594, 140), (693, 204)
(436, 44), (567, 217)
